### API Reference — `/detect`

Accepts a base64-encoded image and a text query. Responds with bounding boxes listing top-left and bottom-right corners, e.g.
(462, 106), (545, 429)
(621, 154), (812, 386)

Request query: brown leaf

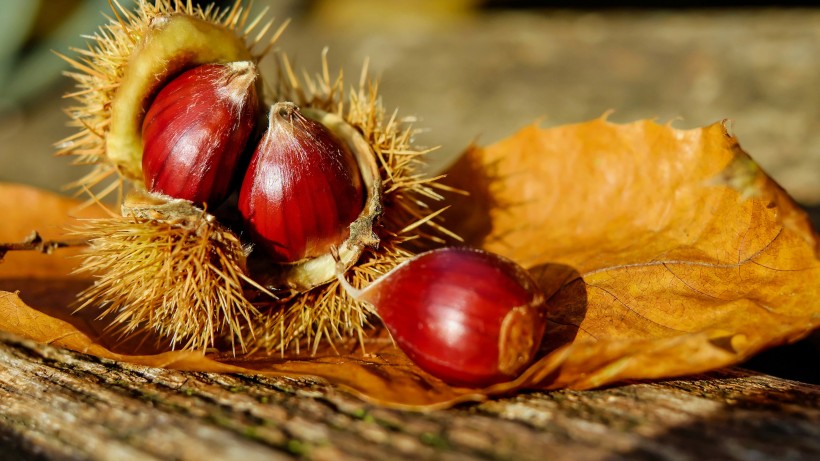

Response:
(1, 115), (819, 409)
(442, 116), (820, 390)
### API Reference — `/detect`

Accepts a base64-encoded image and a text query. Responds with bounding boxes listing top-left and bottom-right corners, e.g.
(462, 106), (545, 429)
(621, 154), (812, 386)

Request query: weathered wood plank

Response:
(1, 331), (818, 461)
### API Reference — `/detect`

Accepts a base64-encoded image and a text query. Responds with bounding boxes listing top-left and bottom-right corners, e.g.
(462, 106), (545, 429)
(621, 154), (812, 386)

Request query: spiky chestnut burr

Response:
(338, 247), (547, 387)
(61, 1), (286, 351)
(73, 190), (267, 353)
(142, 61), (259, 207)
(60, 1), (457, 353)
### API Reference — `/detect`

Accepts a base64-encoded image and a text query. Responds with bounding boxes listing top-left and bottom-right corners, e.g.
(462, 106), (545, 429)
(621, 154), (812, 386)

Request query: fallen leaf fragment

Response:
(1, 115), (819, 409)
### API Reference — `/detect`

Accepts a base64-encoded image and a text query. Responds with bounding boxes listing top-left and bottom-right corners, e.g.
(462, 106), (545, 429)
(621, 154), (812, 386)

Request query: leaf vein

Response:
(661, 262), (728, 301)
(587, 284), (691, 334)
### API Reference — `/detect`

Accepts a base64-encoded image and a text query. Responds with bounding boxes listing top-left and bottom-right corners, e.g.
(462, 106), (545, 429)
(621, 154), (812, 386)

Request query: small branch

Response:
(0, 231), (88, 261)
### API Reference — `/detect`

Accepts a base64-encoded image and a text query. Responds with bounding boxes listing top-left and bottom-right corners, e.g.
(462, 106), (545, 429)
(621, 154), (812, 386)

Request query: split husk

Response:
(56, 0), (454, 352)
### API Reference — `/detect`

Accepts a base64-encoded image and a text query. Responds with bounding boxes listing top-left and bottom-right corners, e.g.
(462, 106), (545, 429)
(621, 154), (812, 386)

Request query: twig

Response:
(0, 231), (88, 261)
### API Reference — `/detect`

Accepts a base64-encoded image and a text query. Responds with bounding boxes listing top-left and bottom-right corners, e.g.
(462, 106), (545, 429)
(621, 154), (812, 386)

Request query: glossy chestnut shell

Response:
(238, 102), (365, 263)
(141, 61), (258, 207)
(349, 247), (547, 387)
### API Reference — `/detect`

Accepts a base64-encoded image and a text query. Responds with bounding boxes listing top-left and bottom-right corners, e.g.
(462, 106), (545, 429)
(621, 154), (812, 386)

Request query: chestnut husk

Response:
(61, 0), (455, 353)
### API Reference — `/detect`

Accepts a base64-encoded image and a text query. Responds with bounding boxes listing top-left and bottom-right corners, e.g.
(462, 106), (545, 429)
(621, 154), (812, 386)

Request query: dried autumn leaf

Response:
(443, 116), (820, 390)
(1, 116), (818, 410)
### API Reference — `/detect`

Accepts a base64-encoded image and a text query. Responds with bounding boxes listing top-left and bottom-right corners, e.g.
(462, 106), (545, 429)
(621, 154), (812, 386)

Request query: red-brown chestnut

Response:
(141, 61), (259, 207)
(338, 247), (547, 387)
(239, 102), (365, 263)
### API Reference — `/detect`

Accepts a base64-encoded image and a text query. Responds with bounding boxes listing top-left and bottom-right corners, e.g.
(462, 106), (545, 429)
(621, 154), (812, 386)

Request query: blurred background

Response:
(0, 0), (817, 382)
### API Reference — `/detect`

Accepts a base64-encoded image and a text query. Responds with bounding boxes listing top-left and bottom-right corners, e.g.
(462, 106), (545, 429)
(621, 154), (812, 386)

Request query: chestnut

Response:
(141, 61), (259, 207)
(238, 102), (365, 263)
(339, 247), (547, 387)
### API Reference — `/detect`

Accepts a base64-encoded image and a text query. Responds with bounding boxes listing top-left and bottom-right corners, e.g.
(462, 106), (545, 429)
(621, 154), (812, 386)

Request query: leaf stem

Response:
(0, 231), (88, 261)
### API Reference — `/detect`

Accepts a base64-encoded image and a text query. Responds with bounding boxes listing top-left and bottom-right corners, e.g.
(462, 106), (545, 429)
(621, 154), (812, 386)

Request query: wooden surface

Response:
(1, 330), (818, 461)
